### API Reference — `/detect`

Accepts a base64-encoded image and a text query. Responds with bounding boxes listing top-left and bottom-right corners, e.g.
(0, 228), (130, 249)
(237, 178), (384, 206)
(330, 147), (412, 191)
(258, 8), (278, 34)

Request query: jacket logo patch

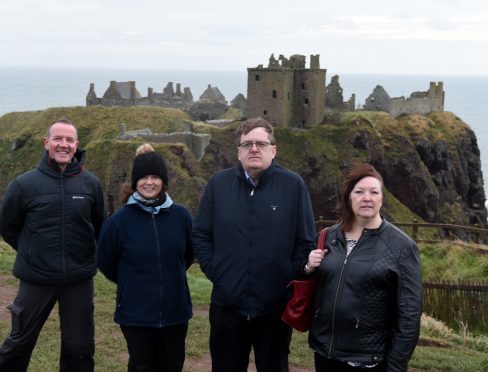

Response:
(72, 195), (85, 199)
(270, 205), (278, 211)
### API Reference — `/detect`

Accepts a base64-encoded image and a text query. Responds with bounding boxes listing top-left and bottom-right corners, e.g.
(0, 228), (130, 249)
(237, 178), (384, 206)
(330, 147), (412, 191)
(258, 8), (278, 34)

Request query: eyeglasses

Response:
(238, 141), (272, 150)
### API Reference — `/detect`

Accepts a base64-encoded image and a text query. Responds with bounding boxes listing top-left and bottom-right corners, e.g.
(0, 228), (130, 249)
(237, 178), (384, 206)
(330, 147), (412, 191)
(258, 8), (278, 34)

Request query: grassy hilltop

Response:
(0, 105), (486, 229)
(0, 106), (488, 370)
(0, 240), (487, 371)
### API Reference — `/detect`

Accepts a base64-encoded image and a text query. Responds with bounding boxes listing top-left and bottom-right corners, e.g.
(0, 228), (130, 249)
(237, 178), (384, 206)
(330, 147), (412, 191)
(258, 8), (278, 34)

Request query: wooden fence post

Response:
(412, 219), (418, 241)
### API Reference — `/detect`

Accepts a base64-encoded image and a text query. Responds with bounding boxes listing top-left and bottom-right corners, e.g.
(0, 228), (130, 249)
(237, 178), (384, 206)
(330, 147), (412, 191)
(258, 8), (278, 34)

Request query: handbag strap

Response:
(317, 227), (328, 251)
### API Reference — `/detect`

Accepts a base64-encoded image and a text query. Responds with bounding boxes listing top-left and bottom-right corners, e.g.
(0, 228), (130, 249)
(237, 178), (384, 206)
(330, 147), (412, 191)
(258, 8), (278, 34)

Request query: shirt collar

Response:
(244, 170), (257, 186)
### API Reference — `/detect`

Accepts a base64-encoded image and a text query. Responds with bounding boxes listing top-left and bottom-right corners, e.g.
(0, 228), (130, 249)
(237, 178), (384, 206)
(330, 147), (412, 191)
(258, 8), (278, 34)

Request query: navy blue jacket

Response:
(0, 150), (105, 285)
(97, 201), (193, 328)
(192, 161), (316, 318)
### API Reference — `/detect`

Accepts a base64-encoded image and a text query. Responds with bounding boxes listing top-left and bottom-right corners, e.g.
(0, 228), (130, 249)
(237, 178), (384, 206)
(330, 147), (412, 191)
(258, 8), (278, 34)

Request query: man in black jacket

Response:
(0, 119), (106, 372)
(192, 117), (316, 372)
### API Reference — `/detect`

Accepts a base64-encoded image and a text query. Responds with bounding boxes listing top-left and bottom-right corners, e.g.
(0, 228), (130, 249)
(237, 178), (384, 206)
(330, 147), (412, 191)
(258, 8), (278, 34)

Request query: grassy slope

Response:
(0, 107), (487, 370)
(0, 241), (487, 371)
(0, 106), (476, 224)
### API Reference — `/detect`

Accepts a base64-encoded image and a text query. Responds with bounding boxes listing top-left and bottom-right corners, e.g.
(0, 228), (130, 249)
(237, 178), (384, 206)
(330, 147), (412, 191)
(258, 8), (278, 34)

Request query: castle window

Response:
(287, 92), (290, 100)
(272, 90), (277, 98)
(255, 74), (260, 81)
(302, 120), (306, 125)
(301, 83), (305, 89)
(304, 98), (309, 104)
(263, 110), (267, 116)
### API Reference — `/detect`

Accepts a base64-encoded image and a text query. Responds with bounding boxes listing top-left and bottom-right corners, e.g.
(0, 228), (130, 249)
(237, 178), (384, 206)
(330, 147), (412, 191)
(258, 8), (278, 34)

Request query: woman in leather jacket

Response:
(306, 163), (422, 372)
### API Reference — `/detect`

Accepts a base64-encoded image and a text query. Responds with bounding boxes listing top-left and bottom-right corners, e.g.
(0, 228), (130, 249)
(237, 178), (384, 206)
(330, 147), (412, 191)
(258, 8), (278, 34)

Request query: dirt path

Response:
(0, 278), (424, 371)
(184, 352), (313, 372)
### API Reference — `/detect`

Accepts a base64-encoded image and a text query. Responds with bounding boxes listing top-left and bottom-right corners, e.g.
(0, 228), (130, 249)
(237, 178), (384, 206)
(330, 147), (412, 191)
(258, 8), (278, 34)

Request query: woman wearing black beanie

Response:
(97, 144), (193, 372)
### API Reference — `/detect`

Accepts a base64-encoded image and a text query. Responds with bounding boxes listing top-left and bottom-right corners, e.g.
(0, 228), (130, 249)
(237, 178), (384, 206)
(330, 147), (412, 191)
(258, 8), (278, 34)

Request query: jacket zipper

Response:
(328, 233), (366, 357)
(151, 213), (164, 327)
(60, 175), (66, 282)
(355, 317), (382, 331)
(328, 254), (348, 357)
(246, 184), (255, 319)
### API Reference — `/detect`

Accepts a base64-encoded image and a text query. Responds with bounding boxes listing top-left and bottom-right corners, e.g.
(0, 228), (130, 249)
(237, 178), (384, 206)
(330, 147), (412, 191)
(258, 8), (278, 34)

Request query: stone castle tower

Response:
(247, 54), (326, 127)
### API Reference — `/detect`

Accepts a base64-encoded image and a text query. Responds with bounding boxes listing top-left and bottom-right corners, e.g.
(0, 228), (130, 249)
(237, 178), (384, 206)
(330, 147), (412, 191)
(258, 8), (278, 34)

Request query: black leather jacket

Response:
(309, 220), (422, 372)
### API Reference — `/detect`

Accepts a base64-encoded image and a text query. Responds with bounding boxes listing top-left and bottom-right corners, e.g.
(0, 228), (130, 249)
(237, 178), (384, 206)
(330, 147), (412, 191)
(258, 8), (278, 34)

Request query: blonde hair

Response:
(135, 143), (154, 156)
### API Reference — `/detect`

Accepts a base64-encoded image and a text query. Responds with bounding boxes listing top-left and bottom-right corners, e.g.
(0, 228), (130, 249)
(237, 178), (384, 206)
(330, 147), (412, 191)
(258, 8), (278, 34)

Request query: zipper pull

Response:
(356, 318), (360, 328)
(250, 188), (254, 196)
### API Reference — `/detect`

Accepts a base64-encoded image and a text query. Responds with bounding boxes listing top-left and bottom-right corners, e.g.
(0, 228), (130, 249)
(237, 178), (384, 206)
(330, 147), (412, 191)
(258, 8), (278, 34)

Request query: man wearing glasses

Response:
(193, 117), (316, 371)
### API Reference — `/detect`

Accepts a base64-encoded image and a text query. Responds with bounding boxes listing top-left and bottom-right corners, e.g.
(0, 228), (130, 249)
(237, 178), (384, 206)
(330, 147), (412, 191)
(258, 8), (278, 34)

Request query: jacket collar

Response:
(127, 192), (173, 215)
(38, 149), (85, 177)
(234, 160), (276, 186)
(333, 218), (390, 244)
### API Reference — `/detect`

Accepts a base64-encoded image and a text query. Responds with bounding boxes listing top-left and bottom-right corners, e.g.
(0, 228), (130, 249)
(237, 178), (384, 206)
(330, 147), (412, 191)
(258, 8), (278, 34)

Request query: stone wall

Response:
(365, 82), (444, 117)
(326, 75), (356, 111)
(118, 126), (211, 160)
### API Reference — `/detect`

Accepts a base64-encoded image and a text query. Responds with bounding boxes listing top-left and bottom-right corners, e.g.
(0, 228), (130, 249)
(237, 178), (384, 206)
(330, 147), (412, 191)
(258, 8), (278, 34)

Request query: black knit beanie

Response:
(131, 151), (169, 190)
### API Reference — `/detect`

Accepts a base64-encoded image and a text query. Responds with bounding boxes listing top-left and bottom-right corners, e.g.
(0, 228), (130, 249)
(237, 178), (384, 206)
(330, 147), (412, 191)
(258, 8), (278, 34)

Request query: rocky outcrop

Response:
(199, 111), (487, 228)
(0, 107), (485, 230)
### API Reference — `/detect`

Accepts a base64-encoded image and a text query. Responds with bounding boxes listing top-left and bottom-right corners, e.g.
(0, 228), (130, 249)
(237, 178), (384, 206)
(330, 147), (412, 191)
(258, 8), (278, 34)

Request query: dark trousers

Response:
(209, 303), (292, 372)
(0, 279), (95, 372)
(314, 352), (386, 372)
(120, 323), (188, 372)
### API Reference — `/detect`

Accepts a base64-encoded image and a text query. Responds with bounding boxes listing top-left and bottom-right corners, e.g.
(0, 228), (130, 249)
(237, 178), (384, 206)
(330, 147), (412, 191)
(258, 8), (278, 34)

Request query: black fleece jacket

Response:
(0, 150), (106, 285)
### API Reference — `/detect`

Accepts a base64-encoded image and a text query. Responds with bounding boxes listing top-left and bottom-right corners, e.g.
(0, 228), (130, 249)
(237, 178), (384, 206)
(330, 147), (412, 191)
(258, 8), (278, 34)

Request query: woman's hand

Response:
(305, 248), (328, 273)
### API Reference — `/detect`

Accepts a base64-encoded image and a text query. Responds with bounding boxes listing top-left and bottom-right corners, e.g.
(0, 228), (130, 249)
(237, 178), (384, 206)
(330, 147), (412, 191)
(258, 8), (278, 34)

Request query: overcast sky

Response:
(1, 0), (487, 75)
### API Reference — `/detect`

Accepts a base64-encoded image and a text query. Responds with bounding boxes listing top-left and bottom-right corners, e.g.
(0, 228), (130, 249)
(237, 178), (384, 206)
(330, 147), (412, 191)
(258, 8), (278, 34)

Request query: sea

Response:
(0, 67), (487, 193)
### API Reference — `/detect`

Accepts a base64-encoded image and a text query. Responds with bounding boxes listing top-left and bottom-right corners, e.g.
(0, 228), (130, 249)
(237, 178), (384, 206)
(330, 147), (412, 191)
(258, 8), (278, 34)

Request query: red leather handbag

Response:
(281, 228), (328, 332)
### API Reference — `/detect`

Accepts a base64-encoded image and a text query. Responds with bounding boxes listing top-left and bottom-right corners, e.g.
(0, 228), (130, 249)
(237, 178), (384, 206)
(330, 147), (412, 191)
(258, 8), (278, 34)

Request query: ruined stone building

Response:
(364, 82), (444, 117)
(85, 60), (443, 127)
(199, 84), (226, 104)
(230, 93), (247, 114)
(86, 81), (193, 109)
(325, 75), (355, 112)
(86, 80), (245, 121)
(117, 124), (211, 161)
(247, 54), (327, 127)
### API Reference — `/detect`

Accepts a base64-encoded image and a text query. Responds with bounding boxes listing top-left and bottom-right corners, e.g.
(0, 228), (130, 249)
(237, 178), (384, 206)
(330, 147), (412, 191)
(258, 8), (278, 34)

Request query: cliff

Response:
(0, 106), (485, 229)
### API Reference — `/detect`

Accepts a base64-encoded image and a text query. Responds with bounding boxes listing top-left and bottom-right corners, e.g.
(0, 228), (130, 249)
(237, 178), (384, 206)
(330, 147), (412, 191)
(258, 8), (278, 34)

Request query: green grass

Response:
(1, 107), (484, 228)
(419, 241), (488, 281)
(1, 240), (488, 371)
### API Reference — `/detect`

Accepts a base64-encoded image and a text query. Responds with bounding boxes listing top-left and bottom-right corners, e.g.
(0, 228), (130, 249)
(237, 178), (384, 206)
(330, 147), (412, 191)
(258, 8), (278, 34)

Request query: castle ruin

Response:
(364, 82), (444, 117)
(87, 81), (193, 109)
(247, 54), (326, 127)
(326, 75), (356, 112)
(85, 55), (445, 129)
(86, 81), (247, 120)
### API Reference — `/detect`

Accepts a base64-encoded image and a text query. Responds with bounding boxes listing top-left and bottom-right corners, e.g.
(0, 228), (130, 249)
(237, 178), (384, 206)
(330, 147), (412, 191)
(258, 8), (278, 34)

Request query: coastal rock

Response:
(0, 107), (485, 231)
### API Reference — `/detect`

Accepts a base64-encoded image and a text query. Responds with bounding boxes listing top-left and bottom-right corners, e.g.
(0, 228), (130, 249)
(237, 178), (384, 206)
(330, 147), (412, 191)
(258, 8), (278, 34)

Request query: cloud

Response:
(0, 0), (487, 74)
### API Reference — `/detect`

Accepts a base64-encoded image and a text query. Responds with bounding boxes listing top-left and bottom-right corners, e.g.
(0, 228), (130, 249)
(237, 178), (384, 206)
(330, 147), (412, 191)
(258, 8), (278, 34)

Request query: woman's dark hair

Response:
(339, 163), (383, 232)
